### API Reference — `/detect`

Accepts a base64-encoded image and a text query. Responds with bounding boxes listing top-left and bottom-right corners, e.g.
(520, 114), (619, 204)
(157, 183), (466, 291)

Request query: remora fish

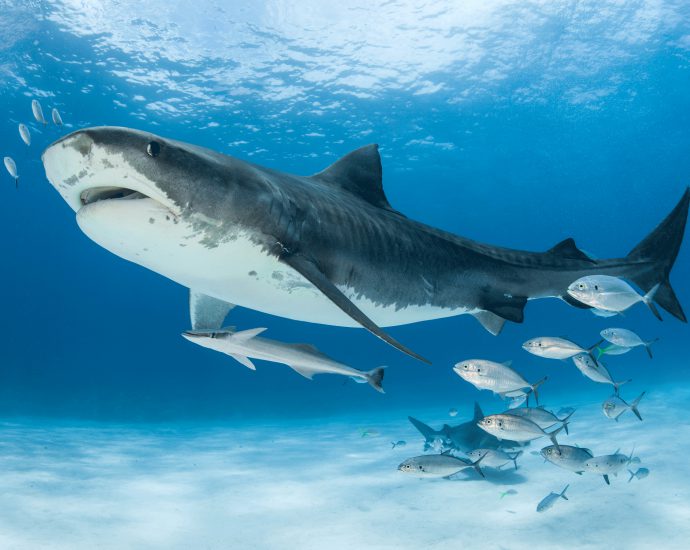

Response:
(4, 157), (18, 187)
(572, 354), (629, 394)
(567, 275), (661, 320)
(600, 328), (658, 359)
(536, 484), (569, 513)
(506, 407), (574, 434)
(584, 449), (636, 485)
(182, 327), (386, 392)
(18, 123), (31, 146)
(52, 108), (63, 127)
(453, 359), (546, 404)
(41, 128), (690, 361)
(602, 392), (645, 421)
(541, 444), (593, 474)
(466, 448), (522, 470)
(32, 99), (47, 125)
(398, 451), (485, 478)
(522, 337), (600, 361)
(477, 414), (564, 449)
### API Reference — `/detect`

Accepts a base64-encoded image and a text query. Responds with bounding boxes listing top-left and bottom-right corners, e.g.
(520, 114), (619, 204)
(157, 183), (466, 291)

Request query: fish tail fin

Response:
(613, 379), (632, 395)
(626, 188), (689, 322)
(548, 424), (564, 451)
(631, 392), (646, 421)
(560, 409), (575, 435)
(642, 284), (662, 321)
(586, 340), (604, 363)
(628, 469), (635, 482)
(644, 338), (659, 359)
(364, 366), (386, 393)
(391, 441), (396, 449)
(529, 376), (548, 406)
(510, 450), (523, 470)
(560, 484), (570, 500)
(471, 453), (486, 478)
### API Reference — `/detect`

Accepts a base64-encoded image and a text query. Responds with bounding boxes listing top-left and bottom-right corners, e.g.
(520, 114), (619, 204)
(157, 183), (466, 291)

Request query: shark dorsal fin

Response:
(311, 145), (404, 216)
(473, 402), (484, 421)
(547, 238), (594, 263)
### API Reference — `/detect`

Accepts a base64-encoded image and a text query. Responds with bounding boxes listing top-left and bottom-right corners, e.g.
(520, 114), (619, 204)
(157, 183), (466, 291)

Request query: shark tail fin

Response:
(364, 366), (386, 394)
(626, 188), (690, 322)
(631, 392), (646, 421)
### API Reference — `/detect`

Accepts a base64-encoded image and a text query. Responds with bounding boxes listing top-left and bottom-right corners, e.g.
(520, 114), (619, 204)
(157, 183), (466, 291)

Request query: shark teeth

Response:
(80, 187), (147, 206)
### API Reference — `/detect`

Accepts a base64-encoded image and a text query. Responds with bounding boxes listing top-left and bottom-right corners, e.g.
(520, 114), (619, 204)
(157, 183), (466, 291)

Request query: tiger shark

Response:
(42, 127), (689, 363)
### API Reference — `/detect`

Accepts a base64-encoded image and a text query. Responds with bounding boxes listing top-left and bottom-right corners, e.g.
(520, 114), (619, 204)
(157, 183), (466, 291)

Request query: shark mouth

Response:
(79, 186), (149, 207)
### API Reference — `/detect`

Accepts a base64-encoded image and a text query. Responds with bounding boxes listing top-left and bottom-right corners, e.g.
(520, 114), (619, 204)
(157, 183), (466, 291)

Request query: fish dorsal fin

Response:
(311, 144), (404, 216)
(547, 238), (595, 263)
(473, 402), (484, 421)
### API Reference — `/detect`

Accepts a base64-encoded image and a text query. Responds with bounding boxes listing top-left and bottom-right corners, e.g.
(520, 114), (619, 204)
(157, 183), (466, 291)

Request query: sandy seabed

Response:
(0, 387), (688, 550)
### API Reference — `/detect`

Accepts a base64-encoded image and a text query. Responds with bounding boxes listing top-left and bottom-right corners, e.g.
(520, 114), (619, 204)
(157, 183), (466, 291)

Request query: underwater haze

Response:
(1, 1), (690, 548)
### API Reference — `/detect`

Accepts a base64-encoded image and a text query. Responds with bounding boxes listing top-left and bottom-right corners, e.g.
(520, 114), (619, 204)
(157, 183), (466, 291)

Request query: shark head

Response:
(181, 329), (234, 353)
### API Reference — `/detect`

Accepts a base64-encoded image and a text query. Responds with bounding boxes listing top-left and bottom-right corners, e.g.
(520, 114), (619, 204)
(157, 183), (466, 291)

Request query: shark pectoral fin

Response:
(229, 354), (256, 370)
(471, 310), (506, 335)
(232, 327), (267, 342)
(190, 290), (235, 330)
(289, 364), (316, 380)
(280, 253), (431, 364)
(483, 294), (528, 324)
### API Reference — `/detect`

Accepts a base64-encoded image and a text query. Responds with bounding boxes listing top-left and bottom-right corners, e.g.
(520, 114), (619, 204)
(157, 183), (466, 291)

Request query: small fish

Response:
(628, 467), (649, 482)
(360, 428), (380, 438)
(4, 157), (18, 187)
(449, 408), (458, 417)
(556, 407), (575, 417)
(467, 448), (522, 470)
(602, 392), (645, 421)
(32, 99), (47, 125)
(541, 445), (593, 474)
(600, 328), (658, 359)
(51, 107), (63, 126)
(398, 451), (485, 478)
(567, 275), (661, 320)
(536, 484), (569, 513)
(500, 488), (518, 499)
(522, 337), (600, 361)
(507, 407), (574, 434)
(477, 414), (564, 449)
(18, 123), (31, 146)
(572, 354), (629, 394)
(391, 440), (407, 449)
(453, 359), (546, 405)
(584, 449), (636, 485)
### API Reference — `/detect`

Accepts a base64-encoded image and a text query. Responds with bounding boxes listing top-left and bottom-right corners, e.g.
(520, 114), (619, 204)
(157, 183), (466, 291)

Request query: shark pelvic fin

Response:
(279, 253), (431, 364)
(189, 290), (235, 330)
(229, 354), (256, 370)
(310, 144), (404, 216)
(289, 364), (316, 380)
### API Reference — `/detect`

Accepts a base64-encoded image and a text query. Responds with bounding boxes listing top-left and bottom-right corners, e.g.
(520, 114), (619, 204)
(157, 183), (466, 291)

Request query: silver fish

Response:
(31, 99), (47, 125)
(453, 359), (546, 404)
(398, 451), (484, 478)
(572, 354), (629, 394)
(4, 157), (18, 187)
(602, 392), (645, 422)
(567, 275), (661, 320)
(584, 449), (635, 485)
(18, 123), (31, 146)
(466, 448), (522, 470)
(522, 337), (600, 361)
(600, 328), (657, 359)
(477, 414), (564, 449)
(537, 484), (569, 513)
(500, 488), (518, 499)
(391, 440), (407, 449)
(507, 407), (574, 434)
(628, 467), (649, 482)
(51, 107), (63, 126)
(448, 408), (458, 417)
(541, 444), (593, 474)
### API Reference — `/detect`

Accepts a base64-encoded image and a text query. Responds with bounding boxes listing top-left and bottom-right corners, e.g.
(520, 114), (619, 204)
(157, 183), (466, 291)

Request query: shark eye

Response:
(209, 332), (217, 339)
(147, 140), (161, 157)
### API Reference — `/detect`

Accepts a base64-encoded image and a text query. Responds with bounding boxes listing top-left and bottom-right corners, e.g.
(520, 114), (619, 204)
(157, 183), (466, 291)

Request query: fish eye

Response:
(547, 449), (552, 454)
(578, 283), (585, 289)
(147, 140), (161, 157)
(594, 285), (599, 290)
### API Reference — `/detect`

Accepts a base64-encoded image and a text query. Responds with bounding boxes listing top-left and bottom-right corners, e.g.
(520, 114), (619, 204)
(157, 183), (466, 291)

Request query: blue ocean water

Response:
(1, 2), (690, 548)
